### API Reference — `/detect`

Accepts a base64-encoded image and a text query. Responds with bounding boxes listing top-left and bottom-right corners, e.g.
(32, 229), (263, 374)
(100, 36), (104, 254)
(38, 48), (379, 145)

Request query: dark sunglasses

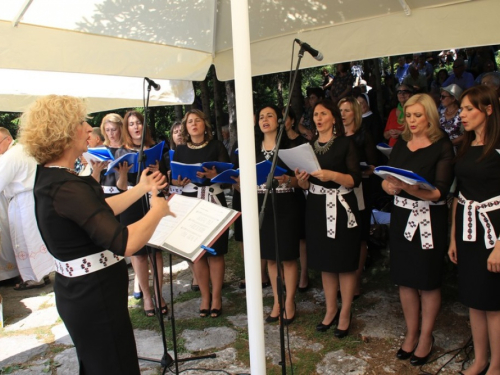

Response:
(397, 90), (411, 95)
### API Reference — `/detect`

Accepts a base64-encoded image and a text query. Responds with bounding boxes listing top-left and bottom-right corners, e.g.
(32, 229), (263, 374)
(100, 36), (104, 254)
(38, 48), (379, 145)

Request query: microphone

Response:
(294, 39), (323, 61)
(145, 77), (161, 91)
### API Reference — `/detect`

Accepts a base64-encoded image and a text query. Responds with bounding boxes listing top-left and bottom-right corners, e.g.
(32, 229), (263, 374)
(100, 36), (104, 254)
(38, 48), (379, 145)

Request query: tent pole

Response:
(230, 0), (267, 373)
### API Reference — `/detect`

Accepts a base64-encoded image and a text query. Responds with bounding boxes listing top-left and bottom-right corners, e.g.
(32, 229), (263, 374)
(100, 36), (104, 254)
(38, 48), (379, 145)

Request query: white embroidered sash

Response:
(458, 192), (500, 249)
(308, 183), (357, 239)
(183, 183), (223, 205)
(394, 195), (445, 249)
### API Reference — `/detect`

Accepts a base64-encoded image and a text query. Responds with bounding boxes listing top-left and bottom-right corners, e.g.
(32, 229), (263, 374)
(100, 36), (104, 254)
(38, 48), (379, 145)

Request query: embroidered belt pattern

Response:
(394, 196), (445, 249)
(184, 183), (223, 205)
(308, 183), (357, 239)
(54, 250), (123, 278)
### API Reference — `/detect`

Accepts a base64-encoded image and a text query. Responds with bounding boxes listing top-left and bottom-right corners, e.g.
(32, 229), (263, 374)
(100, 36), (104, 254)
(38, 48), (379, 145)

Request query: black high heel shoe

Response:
(333, 312), (352, 339)
(410, 335), (434, 366)
(283, 303), (296, 326)
(396, 340), (418, 360)
(316, 309), (340, 332)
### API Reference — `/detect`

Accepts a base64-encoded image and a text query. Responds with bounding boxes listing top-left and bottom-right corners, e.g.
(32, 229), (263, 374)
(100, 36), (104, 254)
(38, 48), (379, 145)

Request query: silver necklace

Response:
(314, 135), (336, 155)
(261, 143), (276, 160)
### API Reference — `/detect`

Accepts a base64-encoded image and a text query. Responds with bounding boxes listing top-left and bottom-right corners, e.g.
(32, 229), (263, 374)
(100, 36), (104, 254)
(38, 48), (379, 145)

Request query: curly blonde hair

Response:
(100, 113), (124, 146)
(19, 95), (88, 165)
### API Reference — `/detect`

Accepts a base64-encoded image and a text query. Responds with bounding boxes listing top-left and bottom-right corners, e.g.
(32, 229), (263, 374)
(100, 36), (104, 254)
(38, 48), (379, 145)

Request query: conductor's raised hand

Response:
(138, 168), (167, 193)
(197, 166), (218, 180)
(150, 188), (175, 218)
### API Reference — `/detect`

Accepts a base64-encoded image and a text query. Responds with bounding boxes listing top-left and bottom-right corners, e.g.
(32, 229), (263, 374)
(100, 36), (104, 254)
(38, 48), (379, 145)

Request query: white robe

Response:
(0, 192), (18, 281)
(0, 144), (54, 282)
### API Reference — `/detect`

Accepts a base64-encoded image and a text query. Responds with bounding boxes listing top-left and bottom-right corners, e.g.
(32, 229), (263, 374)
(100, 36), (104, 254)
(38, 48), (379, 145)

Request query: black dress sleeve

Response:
(215, 140), (230, 163)
(52, 180), (129, 256)
(363, 131), (379, 166)
(346, 138), (362, 187)
(433, 137), (455, 200)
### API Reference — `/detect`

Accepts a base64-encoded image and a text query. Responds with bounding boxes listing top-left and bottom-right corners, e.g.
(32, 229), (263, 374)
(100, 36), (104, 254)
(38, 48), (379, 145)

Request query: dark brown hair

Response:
(456, 85), (500, 161)
(122, 110), (154, 149)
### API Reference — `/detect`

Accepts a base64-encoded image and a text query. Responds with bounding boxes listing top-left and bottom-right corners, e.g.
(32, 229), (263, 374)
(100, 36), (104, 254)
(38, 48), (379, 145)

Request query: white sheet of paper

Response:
(278, 143), (321, 174)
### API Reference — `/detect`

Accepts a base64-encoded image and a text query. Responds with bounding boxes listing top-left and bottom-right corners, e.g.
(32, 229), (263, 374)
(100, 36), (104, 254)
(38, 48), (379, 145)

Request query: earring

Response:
(205, 130), (207, 135)
(315, 128), (318, 136)
(333, 124), (337, 135)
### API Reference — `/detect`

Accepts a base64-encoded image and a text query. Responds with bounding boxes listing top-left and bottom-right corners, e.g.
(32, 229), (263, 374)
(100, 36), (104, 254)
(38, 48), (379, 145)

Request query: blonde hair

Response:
(401, 94), (443, 143)
(100, 113), (124, 146)
(181, 109), (213, 142)
(338, 97), (362, 133)
(19, 95), (88, 164)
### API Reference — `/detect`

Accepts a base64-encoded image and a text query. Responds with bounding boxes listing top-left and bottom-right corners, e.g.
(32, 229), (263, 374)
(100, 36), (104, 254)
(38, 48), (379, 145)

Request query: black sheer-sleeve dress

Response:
(388, 136), (454, 291)
(349, 128), (379, 241)
(174, 140), (230, 256)
(34, 167), (139, 375)
(306, 136), (362, 273)
(455, 146), (500, 311)
(256, 143), (300, 262)
(115, 146), (166, 256)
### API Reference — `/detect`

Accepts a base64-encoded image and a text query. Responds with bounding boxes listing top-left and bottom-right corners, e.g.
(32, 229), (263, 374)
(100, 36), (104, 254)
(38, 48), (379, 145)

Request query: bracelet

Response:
(286, 175), (292, 187)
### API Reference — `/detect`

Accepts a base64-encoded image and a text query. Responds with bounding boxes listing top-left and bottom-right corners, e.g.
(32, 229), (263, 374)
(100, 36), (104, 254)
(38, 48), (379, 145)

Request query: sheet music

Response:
(278, 143), (321, 174)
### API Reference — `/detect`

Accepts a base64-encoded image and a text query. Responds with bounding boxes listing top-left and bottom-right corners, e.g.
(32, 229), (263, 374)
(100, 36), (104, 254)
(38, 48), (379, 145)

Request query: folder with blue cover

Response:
(104, 141), (165, 175)
(170, 161), (234, 184)
(374, 166), (435, 190)
(210, 160), (287, 185)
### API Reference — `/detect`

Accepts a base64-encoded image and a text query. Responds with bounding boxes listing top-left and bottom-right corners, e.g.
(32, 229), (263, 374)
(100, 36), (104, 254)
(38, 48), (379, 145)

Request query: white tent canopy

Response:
(2, 1), (499, 373)
(2, 0), (499, 83)
(0, 69), (194, 113)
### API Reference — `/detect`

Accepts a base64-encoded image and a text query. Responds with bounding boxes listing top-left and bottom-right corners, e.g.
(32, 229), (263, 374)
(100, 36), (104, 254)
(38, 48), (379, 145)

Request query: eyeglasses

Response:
(397, 90), (411, 95)
(440, 94), (451, 99)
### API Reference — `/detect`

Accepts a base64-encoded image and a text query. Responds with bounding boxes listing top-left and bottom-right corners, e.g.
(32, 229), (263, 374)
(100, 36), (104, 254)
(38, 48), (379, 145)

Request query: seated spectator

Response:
(480, 72), (500, 99)
(298, 87), (324, 140)
(474, 59), (496, 85)
(439, 84), (464, 148)
(320, 68), (334, 98)
(416, 53), (434, 90)
(442, 58), (474, 90)
(403, 65), (428, 93)
(430, 69), (449, 95)
(329, 63), (354, 103)
(383, 84), (413, 147)
(395, 56), (409, 84)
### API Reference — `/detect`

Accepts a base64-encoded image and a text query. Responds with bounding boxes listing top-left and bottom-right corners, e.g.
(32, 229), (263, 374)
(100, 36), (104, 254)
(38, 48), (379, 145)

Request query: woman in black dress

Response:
(382, 94), (454, 366)
(283, 107), (309, 292)
(339, 97), (378, 298)
(21, 95), (172, 375)
(173, 109), (230, 318)
(117, 110), (168, 317)
(253, 105), (300, 325)
(295, 100), (361, 338)
(449, 85), (500, 375)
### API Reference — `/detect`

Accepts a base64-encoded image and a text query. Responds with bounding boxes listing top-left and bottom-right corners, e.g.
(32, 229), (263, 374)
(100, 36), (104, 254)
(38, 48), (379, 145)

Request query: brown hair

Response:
(456, 85), (500, 160)
(338, 97), (362, 133)
(122, 110), (154, 149)
(401, 94), (443, 144)
(181, 109), (213, 142)
(311, 99), (345, 140)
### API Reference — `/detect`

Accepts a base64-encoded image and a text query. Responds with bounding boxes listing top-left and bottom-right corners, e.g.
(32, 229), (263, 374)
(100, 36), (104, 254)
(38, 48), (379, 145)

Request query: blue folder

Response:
(211, 160), (287, 185)
(105, 141), (165, 175)
(170, 161), (234, 184)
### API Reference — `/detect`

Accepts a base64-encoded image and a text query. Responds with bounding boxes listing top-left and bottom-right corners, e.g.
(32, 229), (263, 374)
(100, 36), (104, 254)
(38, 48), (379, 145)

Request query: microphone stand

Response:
(135, 81), (173, 374)
(258, 45), (306, 375)
(136, 79), (215, 375)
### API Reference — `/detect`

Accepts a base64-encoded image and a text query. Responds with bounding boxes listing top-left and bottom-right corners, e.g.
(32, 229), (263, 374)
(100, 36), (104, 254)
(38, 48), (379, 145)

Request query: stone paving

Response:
(0, 257), (473, 374)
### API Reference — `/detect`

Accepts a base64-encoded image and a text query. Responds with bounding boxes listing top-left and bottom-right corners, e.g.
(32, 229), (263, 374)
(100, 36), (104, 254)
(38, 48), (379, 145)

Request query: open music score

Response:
(148, 194), (240, 262)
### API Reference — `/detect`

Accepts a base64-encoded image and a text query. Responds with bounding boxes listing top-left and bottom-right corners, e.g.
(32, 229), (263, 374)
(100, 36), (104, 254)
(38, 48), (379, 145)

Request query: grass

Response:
(124, 236), (383, 373)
